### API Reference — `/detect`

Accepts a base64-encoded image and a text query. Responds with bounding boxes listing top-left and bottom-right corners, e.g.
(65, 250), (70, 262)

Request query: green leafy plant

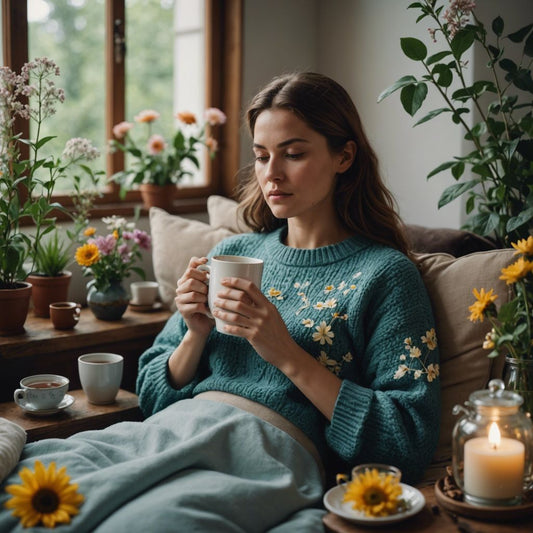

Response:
(33, 231), (71, 277)
(0, 57), (101, 288)
(378, 0), (533, 247)
(110, 108), (226, 196)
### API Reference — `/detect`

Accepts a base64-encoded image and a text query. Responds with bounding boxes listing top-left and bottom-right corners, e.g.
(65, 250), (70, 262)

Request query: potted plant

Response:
(378, 0), (533, 247)
(110, 107), (226, 211)
(0, 58), (101, 334)
(74, 215), (151, 321)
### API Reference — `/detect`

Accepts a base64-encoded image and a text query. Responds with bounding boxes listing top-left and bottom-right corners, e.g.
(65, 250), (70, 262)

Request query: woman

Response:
(0, 73), (439, 532)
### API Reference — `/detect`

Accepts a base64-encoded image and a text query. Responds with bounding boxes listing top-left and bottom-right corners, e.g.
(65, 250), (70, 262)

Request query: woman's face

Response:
(252, 109), (347, 223)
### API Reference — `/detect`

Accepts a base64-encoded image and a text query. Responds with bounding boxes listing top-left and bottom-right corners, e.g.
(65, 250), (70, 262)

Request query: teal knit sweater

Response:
(136, 228), (441, 482)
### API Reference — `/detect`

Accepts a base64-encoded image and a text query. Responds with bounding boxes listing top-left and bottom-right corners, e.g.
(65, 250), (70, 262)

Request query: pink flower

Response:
(91, 235), (116, 255)
(205, 136), (218, 154)
(134, 109), (160, 123)
(113, 121), (134, 139)
(204, 107), (226, 126)
(147, 134), (166, 155)
(132, 229), (151, 250)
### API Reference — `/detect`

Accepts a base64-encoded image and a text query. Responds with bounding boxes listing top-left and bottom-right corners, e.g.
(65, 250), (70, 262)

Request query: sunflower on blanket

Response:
(4, 460), (84, 528)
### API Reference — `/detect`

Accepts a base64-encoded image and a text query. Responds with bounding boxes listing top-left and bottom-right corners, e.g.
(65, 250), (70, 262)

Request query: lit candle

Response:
(464, 422), (525, 501)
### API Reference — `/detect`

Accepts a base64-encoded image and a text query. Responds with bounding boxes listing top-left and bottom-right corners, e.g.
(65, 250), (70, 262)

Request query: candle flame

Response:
(488, 422), (501, 450)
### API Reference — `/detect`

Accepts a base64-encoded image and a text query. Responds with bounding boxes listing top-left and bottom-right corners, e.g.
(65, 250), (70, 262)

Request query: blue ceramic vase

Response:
(87, 281), (129, 321)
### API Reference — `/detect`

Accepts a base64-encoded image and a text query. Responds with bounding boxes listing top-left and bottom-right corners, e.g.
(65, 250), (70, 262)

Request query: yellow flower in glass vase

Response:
(468, 238), (533, 360)
(342, 467), (403, 517)
(4, 461), (84, 528)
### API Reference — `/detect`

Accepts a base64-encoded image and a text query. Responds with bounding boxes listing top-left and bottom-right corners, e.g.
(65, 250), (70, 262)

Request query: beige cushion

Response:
(413, 249), (515, 460)
(149, 207), (234, 309)
(207, 195), (251, 233)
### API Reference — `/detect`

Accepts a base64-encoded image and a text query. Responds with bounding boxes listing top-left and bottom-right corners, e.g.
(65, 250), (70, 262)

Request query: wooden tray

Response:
(434, 477), (533, 521)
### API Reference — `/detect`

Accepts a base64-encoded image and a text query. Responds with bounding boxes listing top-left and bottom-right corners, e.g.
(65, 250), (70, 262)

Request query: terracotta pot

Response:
(139, 183), (176, 211)
(0, 282), (32, 335)
(26, 271), (72, 318)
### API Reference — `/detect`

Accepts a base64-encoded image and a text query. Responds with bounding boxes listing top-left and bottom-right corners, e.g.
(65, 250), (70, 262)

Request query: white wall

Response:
(241, 0), (532, 230)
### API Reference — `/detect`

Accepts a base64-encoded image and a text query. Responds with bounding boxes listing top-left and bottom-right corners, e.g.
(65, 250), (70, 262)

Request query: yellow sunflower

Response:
(75, 243), (100, 267)
(342, 468), (402, 517)
(512, 236), (533, 257)
(468, 287), (498, 322)
(4, 461), (84, 528)
(499, 257), (533, 285)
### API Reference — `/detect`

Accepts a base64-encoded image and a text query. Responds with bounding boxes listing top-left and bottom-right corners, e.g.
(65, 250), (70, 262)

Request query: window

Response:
(2, 0), (242, 214)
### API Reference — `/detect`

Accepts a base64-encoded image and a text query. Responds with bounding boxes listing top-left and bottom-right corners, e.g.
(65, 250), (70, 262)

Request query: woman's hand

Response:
(212, 277), (295, 367)
(175, 256), (215, 337)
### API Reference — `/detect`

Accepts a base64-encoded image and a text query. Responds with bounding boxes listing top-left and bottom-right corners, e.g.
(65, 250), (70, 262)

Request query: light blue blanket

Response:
(0, 399), (325, 532)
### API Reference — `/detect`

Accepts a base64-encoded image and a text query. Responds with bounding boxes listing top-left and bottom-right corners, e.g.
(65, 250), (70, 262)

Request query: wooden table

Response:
(0, 307), (171, 402)
(0, 389), (143, 442)
(323, 480), (533, 533)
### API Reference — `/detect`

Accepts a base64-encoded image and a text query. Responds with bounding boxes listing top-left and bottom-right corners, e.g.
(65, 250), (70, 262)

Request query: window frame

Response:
(2, 0), (242, 217)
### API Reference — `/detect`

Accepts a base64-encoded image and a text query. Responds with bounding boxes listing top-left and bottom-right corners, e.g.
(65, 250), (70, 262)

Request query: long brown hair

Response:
(237, 72), (409, 255)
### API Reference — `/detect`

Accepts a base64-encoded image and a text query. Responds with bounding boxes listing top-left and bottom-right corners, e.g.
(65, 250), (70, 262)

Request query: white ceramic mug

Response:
(130, 281), (159, 305)
(78, 353), (124, 404)
(198, 255), (264, 334)
(14, 374), (69, 410)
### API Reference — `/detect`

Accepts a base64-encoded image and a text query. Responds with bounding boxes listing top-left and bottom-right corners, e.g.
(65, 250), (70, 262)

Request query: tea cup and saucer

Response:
(14, 374), (74, 416)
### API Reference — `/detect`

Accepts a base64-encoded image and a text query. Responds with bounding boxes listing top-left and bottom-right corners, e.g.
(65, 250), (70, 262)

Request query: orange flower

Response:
(499, 257), (533, 284)
(512, 236), (533, 257)
(83, 226), (96, 237)
(134, 109), (160, 123)
(176, 111), (197, 125)
(75, 243), (100, 267)
(468, 287), (498, 322)
(148, 134), (167, 155)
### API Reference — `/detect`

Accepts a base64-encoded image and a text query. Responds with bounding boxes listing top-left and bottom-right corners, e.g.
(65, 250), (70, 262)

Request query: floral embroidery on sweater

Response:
(393, 329), (440, 382)
(267, 275), (361, 376)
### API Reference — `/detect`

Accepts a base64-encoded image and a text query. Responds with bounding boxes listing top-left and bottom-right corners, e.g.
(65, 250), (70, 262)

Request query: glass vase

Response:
(87, 281), (129, 321)
(503, 356), (533, 418)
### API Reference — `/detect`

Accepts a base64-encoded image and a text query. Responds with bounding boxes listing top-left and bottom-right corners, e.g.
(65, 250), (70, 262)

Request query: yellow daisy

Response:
(468, 288), (498, 322)
(343, 467), (402, 517)
(499, 257), (533, 285)
(83, 226), (96, 237)
(4, 461), (84, 529)
(75, 243), (100, 267)
(512, 236), (533, 257)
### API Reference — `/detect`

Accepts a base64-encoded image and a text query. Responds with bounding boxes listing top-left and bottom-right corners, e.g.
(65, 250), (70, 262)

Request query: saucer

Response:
(129, 301), (163, 313)
(323, 483), (425, 526)
(18, 394), (75, 416)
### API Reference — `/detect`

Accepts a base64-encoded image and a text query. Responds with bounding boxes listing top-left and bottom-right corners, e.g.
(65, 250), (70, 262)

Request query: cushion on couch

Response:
(150, 207), (235, 309)
(413, 249), (514, 460)
(150, 196), (515, 465)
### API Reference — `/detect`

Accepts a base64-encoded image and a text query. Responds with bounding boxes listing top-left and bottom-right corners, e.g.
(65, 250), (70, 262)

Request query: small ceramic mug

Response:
(197, 255), (263, 334)
(78, 353), (123, 404)
(49, 301), (81, 330)
(14, 374), (69, 410)
(130, 281), (159, 306)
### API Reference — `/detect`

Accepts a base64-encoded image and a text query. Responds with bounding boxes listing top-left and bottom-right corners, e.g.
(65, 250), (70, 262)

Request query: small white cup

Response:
(14, 374), (69, 410)
(130, 281), (159, 305)
(198, 255), (263, 334)
(78, 353), (124, 404)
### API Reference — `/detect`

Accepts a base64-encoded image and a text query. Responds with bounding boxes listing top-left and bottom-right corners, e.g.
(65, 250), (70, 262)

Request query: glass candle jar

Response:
(452, 379), (533, 507)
